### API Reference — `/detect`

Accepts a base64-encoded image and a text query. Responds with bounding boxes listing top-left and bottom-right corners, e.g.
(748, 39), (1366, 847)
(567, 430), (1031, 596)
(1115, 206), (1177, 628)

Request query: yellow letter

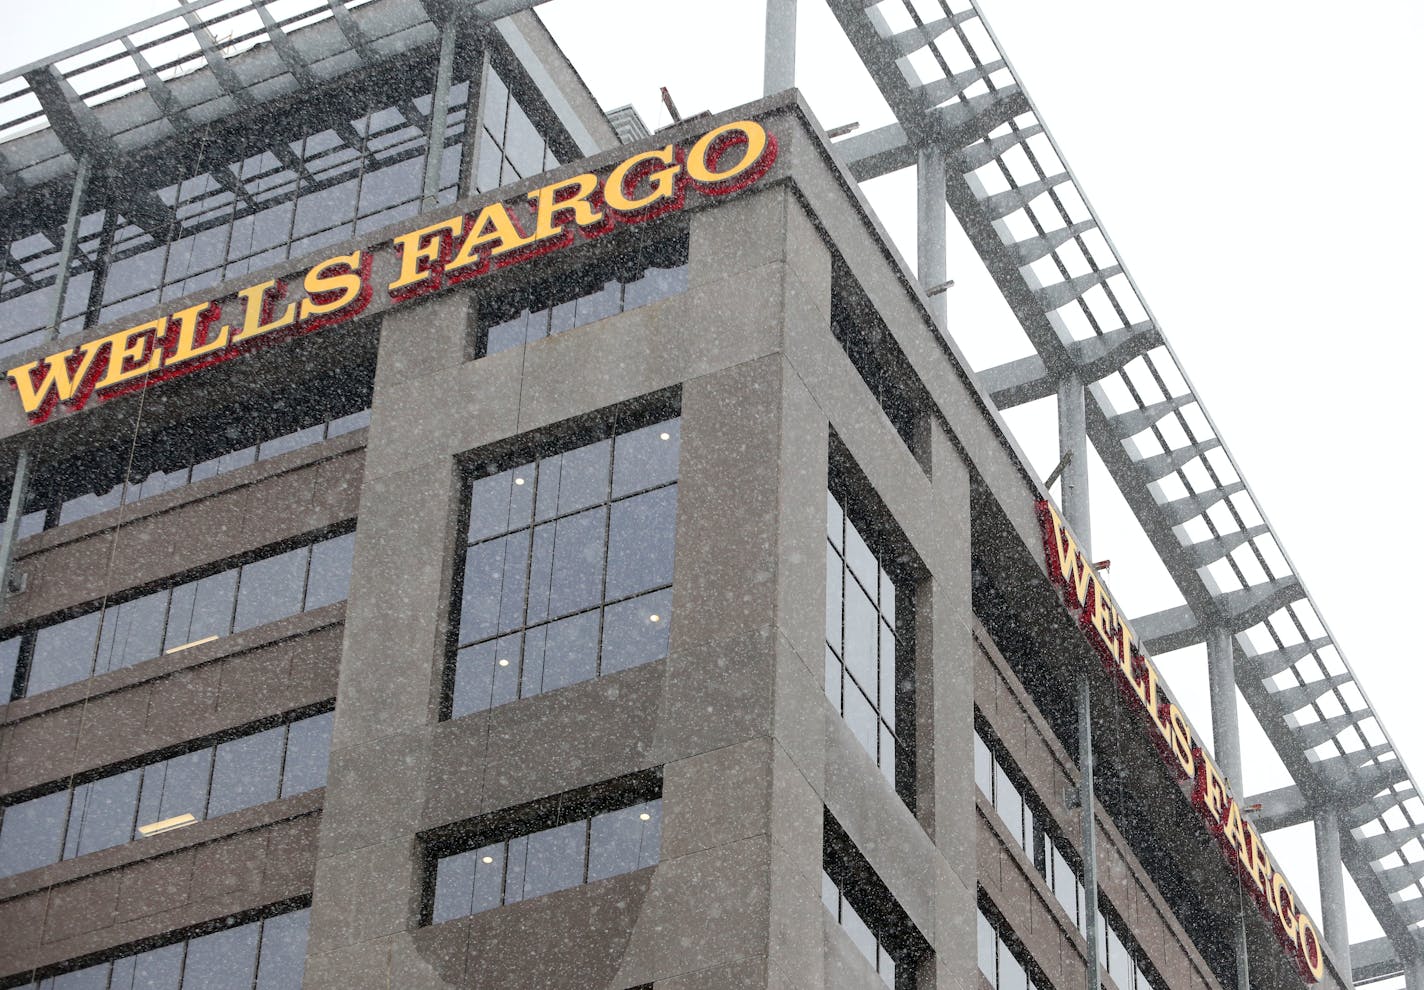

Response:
(1271, 872), (1299, 946)
(448, 203), (536, 275)
(605, 146), (683, 215)
(1193, 754), (1229, 825)
(686, 120), (775, 192)
(1296, 911), (1325, 982)
(389, 218), (462, 297)
(95, 319), (165, 390)
(1245, 821), (1273, 898)
(300, 251), (367, 320)
(1221, 799), (1254, 873)
(528, 173), (606, 243)
(1166, 703), (1195, 778)
(1040, 502), (1094, 610)
(227, 280), (297, 345)
(7, 337), (109, 416)
(165, 302), (228, 366)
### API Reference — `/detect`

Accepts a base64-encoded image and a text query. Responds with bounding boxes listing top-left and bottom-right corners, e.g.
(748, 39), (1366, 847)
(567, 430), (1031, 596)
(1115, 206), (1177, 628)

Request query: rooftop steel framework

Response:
(0, 1), (1415, 985)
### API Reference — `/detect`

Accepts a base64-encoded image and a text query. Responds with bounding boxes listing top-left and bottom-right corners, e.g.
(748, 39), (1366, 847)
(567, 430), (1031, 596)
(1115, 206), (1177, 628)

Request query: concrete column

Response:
(1405, 955), (1424, 990)
(917, 147), (947, 331)
(763, 0), (797, 95)
(1316, 806), (1352, 984)
(1206, 626), (1243, 788)
(1056, 373), (1090, 555)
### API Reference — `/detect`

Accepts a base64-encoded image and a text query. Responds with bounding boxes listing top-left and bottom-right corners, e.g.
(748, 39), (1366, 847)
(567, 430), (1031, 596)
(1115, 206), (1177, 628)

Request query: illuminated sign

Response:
(7, 119), (778, 423)
(1037, 499), (1325, 983)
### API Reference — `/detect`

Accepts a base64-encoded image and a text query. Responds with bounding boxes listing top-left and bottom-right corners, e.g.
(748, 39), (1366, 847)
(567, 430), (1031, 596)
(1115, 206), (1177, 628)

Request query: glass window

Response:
(431, 791), (662, 925)
(449, 414), (679, 718)
(0, 710), (331, 878)
(10, 532), (352, 701)
(182, 924), (261, 990)
(825, 490), (912, 801)
(478, 237), (689, 358)
(233, 547), (308, 633)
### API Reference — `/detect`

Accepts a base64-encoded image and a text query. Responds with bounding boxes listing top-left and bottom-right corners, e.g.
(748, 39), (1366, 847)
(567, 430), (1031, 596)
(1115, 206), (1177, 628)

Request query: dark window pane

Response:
(520, 820), (585, 899)
(281, 712), (333, 797)
(208, 727), (284, 818)
(468, 465), (534, 542)
(164, 569), (238, 651)
(68, 770), (141, 857)
(621, 262), (687, 310)
(131, 942), (184, 990)
(844, 680), (877, 756)
(182, 923), (260, 990)
(136, 748), (212, 831)
(587, 800), (660, 881)
(573, 281), (620, 328)
(999, 937), (1027, 990)
(599, 589), (670, 676)
(305, 534), (355, 611)
(611, 421), (679, 497)
(257, 425), (323, 461)
(842, 579), (877, 693)
(0, 636), (20, 699)
(233, 547), (308, 633)
(0, 788), (68, 876)
(255, 909), (309, 990)
(535, 440), (611, 521)
(433, 848), (477, 924)
(52, 964), (109, 989)
(826, 547), (842, 648)
(94, 590), (168, 675)
(451, 635), (520, 716)
(503, 100), (544, 178)
(28, 611), (100, 695)
(503, 834), (528, 904)
(845, 521), (877, 596)
(358, 157), (422, 216)
(977, 909), (996, 980)
(605, 487), (676, 601)
(539, 509), (605, 620)
(521, 610), (598, 696)
(458, 534), (528, 644)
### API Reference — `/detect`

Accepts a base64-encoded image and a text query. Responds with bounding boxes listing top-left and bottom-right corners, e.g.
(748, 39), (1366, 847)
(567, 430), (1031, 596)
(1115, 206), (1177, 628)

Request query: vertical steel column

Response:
(1316, 805), (1352, 984)
(459, 41), (491, 199)
(917, 147), (947, 330)
(47, 155), (90, 340)
(421, 16), (459, 210)
(762, 0), (797, 95)
(1057, 373), (1090, 552)
(0, 447), (31, 620)
(1078, 678), (1101, 990)
(1207, 626), (1243, 787)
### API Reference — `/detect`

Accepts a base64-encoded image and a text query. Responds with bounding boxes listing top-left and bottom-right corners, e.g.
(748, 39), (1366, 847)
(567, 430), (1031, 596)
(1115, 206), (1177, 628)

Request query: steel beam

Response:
(0, 448), (29, 623)
(1317, 805), (1352, 984)
(421, 15), (459, 209)
(1207, 627), (1243, 788)
(1057, 374), (1089, 553)
(763, 0), (796, 95)
(918, 146), (948, 330)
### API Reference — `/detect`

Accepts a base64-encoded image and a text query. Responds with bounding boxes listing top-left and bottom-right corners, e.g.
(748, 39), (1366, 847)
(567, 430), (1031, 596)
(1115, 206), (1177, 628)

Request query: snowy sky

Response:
(4, 0), (1422, 954)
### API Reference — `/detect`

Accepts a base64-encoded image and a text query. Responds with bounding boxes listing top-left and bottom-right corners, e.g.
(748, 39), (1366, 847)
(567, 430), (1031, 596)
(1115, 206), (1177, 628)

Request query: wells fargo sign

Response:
(1037, 499), (1326, 983)
(7, 119), (777, 423)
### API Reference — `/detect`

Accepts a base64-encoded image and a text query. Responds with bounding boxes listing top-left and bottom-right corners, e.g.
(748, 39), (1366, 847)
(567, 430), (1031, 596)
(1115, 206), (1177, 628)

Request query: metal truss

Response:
(821, 0), (1424, 981)
(2, 0), (1419, 982)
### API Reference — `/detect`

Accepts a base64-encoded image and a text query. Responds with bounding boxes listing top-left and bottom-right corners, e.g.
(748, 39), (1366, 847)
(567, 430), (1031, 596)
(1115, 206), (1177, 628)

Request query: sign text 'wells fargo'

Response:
(1038, 499), (1325, 983)
(7, 120), (777, 422)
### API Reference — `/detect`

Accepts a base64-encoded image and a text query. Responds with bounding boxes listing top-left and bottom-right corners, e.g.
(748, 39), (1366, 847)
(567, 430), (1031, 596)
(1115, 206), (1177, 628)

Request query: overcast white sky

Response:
(5, 0), (1422, 959)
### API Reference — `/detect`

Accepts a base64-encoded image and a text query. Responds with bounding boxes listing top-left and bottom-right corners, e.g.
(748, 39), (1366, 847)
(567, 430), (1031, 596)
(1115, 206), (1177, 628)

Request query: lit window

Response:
(447, 413), (679, 718)
(428, 777), (661, 924)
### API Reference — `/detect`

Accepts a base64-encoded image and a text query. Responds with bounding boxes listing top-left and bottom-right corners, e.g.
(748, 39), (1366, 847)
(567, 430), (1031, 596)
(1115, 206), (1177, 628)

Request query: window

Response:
(8, 406), (369, 539)
(0, 709), (331, 879)
(825, 486), (915, 804)
(11, 906), (308, 989)
(978, 904), (1041, 990)
(447, 411), (679, 719)
(823, 811), (927, 989)
(476, 234), (689, 357)
(474, 66), (559, 193)
(4, 531), (354, 701)
(426, 774), (661, 924)
(974, 722), (1161, 990)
